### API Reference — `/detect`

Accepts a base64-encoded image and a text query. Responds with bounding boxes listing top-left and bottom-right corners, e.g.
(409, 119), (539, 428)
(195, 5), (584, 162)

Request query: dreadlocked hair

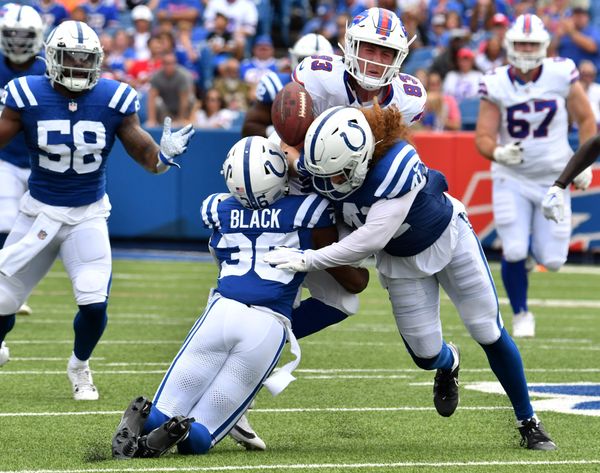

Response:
(360, 100), (413, 167)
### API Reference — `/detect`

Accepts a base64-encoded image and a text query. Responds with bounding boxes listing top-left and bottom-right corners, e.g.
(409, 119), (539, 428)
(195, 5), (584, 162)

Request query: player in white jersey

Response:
(112, 136), (368, 458)
(265, 104), (556, 450)
(0, 21), (194, 399)
(0, 4), (46, 316)
(475, 13), (596, 338)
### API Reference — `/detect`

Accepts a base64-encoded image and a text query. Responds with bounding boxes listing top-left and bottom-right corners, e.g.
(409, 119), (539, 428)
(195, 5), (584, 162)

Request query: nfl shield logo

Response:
(37, 230), (47, 240)
(68, 101), (77, 112)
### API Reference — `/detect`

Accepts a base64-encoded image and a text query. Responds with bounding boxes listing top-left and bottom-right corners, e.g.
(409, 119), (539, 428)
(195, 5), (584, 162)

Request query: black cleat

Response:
(136, 415), (194, 458)
(112, 396), (152, 459)
(433, 343), (460, 417)
(518, 417), (557, 450)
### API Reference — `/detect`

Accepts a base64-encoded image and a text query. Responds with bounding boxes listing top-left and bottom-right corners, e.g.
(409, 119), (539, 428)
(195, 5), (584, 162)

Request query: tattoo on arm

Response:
(117, 114), (160, 173)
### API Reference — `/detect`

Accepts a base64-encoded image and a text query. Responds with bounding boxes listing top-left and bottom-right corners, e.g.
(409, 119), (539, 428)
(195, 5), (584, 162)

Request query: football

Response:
(271, 82), (314, 147)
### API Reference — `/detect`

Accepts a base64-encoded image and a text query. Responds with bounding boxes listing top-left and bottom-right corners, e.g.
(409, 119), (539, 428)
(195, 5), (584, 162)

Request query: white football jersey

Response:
(293, 54), (426, 125)
(479, 57), (579, 184)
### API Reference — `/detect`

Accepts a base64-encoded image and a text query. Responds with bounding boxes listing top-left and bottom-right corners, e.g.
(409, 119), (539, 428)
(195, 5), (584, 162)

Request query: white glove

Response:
(158, 117), (195, 169)
(573, 166), (593, 190)
(541, 185), (566, 223)
(493, 142), (523, 166)
(263, 246), (309, 272)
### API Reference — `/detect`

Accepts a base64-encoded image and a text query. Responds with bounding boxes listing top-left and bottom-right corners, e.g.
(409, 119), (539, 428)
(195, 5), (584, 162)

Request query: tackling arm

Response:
(311, 225), (369, 294)
(554, 134), (600, 188)
(241, 102), (272, 137)
(0, 107), (23, 148)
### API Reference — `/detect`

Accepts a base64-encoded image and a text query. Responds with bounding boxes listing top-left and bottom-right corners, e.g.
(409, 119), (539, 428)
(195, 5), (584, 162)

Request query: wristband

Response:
(553, 180), (567, 189)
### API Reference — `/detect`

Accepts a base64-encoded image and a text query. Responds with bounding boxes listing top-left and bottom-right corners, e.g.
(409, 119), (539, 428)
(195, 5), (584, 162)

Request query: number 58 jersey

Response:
(479, 57), (578, 184)
(3, 76), (139, 207)
(202, 192), (333, 318)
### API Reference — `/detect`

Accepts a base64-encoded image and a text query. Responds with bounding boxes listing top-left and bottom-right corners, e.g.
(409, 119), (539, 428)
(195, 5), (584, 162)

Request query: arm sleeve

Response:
(305, 181), (424, 270)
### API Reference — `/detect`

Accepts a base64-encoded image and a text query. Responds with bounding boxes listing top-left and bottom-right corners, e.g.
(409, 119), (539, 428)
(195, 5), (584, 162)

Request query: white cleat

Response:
(0, 341), (9, 367)
(229, 414), (266, 451)
(67, 361), (99, 400)
(16, 303), (32, 316)
(513, 311), (535, 338)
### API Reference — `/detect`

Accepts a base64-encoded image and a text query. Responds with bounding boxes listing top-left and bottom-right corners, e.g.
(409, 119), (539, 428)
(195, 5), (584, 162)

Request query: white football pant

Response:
(0, 161), (30, 235)
(0, 213), (111, 315)
(493, 175), (571, 271)
(153, 295), (287, 448)
(379, 215), (503, 359)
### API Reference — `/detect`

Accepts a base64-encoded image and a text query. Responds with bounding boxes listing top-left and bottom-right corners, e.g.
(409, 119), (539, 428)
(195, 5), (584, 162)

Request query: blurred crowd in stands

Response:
(7, 0), (600, 132)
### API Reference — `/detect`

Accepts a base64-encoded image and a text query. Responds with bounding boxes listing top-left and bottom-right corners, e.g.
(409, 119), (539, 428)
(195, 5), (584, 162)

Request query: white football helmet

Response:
(45, 21), (103, 92)
(223, 136), (289, 209)
(344, 8), (415, 91)
(289, 33), (334, 69)
(0, 3), (44, 64)
(304, 106), (374, 200)
(504, 14), (550, 73)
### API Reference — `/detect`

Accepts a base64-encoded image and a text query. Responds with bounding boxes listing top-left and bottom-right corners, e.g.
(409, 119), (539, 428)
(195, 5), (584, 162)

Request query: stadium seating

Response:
(403, 46), (436, 76)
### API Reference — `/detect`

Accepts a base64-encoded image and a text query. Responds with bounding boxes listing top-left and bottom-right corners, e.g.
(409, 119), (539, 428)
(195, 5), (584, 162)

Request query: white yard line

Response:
(0, 459), (599, 473)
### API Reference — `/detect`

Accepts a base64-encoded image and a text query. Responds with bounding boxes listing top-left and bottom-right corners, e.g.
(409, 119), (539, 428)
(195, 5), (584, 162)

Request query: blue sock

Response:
(480, 328), (534, 420)
(0, 314), (16, 344)
(177, 422), (212, 454)
(0, 232), (8, 248)
(404, 338), (455, 371)
(501, 258), (528, 314)
(291, 298), (348, 339)
(143, 405), (169, 435)
(73, 302), (108, 360)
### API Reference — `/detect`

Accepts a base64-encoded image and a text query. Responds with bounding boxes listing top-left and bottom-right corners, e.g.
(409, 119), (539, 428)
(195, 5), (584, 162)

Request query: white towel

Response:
(0, 213), (62, 277)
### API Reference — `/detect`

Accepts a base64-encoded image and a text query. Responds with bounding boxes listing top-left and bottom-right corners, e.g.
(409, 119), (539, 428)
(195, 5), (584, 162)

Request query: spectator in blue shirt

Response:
(552, 6), (600, 69)
(34, 0), (68, 31)
(81, 0), (120, 34)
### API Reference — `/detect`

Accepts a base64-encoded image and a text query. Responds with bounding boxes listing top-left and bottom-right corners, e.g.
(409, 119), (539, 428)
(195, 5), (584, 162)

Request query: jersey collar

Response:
(508, 64), (543, 85)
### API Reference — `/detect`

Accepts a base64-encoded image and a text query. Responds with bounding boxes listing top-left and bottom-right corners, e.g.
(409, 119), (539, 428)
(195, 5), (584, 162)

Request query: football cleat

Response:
(136, 415), (194, 458)
(433, 343), (460, 417)
(518, 416), (557, 450)
(229, 413), (267, 451)
(67, 361), (99, 400)
(0, 341), (9, 367)
(513, 311), (535, 338)
(112, 396), (153, 459)
(16, 303), (32, 315)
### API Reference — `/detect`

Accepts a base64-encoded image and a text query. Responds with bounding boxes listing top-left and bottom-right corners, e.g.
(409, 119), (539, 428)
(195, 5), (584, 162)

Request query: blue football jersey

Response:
(0, 54), (46, 168)
(201, 192), (334, 318)
(333, 140), (454, 257)
(255, 71), (291, 105)
(3, 76), (139, 206)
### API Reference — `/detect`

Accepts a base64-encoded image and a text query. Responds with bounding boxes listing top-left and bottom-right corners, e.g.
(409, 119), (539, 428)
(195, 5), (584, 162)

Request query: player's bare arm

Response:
(555, 134), (600, 187)
(241, 102), (271, 137)
(0, 107), (23, 148)
(567, 80), (597, 145)
(312, 225), (369, 294)
(116, 113), (161, 173)
(475, 99), (502, 160)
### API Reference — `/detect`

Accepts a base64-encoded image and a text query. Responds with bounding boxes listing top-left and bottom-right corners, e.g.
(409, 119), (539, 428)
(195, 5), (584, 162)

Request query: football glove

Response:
(493, 142), (523, 166)
(573, 166), (593, 190)
(158, 117), (195, 169)
(541, 185), (566, 223)
(263, 246), (309, 272)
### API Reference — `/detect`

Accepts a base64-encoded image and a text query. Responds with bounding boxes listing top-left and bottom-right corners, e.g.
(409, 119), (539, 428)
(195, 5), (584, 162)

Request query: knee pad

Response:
(0, 284), (23, 315)
(538, 258), (565, 273)
(74, 270), (111, 306)
(502, 246), (528, 263)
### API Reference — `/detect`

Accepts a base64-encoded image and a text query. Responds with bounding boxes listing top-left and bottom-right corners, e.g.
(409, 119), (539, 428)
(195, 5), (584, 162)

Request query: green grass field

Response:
(0, 257), (599, 473)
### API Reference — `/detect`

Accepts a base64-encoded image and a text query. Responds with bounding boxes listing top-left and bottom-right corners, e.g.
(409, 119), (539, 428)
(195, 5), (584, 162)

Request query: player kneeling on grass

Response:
(112, 136), (368, 458)
(265, 104), (556, 450)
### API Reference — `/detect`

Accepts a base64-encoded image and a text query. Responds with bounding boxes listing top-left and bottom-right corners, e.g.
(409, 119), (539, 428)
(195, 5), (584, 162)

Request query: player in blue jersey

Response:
(111, 136), (368, 458)
(265, 104), (557, 451)
(0, 3), (46, 316)
(0, 21), (195, 400)
(241, 33), (333, 138)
